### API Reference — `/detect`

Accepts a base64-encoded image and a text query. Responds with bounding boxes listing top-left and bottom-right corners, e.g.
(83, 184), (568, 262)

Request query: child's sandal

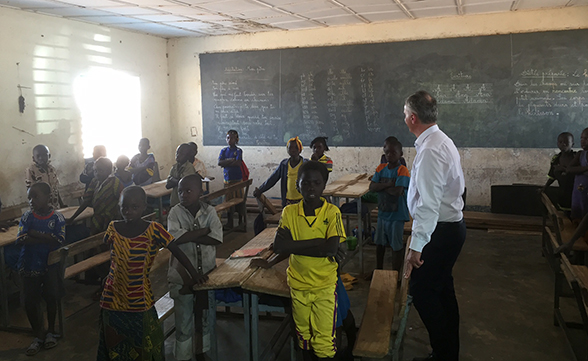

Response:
(25, 338), (43, 356)
(44, 333), (58, 349)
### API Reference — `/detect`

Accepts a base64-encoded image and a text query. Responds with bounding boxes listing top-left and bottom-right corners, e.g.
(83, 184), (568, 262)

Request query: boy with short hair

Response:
(218, 130), (245, 228)
(369, 137), (410, 272)
(69, 157), (124, 235)
(273, 161), (346, 360)
(25, 144), (65, 210)
(167, 174), (223, 361)
(17, 182), (66, 355)
(167, 143), (197, 208)
(543, 132), (576, 214)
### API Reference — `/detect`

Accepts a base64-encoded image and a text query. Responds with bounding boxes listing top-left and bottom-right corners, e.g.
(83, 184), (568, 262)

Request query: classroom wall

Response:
(167, 6), (588, 207)
(0, 6), (171, 207)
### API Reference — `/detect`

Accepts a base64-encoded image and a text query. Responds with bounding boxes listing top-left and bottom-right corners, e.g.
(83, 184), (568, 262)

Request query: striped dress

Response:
(97, 221), (173, 361)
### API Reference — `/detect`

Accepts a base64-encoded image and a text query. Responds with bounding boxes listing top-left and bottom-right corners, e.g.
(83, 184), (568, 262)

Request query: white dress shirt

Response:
(408, 125), (465, 253)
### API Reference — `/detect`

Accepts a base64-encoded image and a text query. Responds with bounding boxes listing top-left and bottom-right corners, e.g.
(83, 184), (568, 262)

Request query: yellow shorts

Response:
(291, 283), (338, 358)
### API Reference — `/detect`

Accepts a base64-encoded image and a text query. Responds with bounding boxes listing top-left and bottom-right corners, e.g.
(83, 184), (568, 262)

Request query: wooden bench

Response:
(550, 225), (588, 360)
(201, 179), (252, 231)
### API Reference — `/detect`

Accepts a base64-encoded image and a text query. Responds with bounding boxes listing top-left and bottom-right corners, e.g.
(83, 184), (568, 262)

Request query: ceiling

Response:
(0, 0), (586, 38)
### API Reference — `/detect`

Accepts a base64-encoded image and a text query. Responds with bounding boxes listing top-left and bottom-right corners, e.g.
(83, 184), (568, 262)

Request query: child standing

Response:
(114, 155), (133, 188)
(17, 182), (66, 355)
(273, 161), (346, 360)
(568, 128), (588, 221)
(167, 143), (197, 208)
(310, 136), (333, 173)
(70, 157), (124, 235)
(97, 186), (202, 361)
(25, 144), (65, 210)
(189, 142), (208, 179)
(167, 175), (223, 361)
(129, 138), (156, 186)
(218, 130), (245, 228)
(369, 137), (410, 272)
(543, 132), (575, 214)
(253, 136), (307, 207)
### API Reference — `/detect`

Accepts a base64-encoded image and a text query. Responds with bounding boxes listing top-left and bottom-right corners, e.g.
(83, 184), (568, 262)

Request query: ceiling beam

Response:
(391, 0), (415, 20)
(251, 0), (328, 27)
(455, 0), (464, 15)
(327, 0), (371, 24)
(510, 0), (522, 11)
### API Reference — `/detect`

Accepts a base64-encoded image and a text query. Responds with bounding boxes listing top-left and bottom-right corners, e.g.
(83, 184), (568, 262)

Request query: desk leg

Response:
(0, 247), (8, 327)
(251, 293), (259, 361)
(208, 290), (217, 361)
(357, 197), (363, 275)
(244, 292), (251, 361)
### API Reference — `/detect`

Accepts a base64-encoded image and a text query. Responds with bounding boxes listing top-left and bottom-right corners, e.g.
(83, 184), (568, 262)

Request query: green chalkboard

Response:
(200, 29), (588, 148)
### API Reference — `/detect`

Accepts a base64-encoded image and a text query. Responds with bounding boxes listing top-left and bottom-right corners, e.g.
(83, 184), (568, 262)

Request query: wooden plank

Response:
(264, 213), (281, 225)
(151, 248), (171, 272)
(58, 206), (94, 221)
(323, 173), (366, 196)
(192, 228), (276, 291)
(47, 231), (106, 266)
(155, 291), (175, 322)
(333, 179), (370, 198)
(142, 180), (172, 199)
(214, 198), (245, 213)
(201, 179), (253, 203)
(572, 265), (588, 291)
(353, 269), (398, 358)
(242, 258), (290, 298)
(0, 226), (19, 248)
(64, 251), (110, 279)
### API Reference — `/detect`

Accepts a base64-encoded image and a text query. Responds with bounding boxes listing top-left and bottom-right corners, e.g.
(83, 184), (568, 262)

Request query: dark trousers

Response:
(409, 220), (466, 361)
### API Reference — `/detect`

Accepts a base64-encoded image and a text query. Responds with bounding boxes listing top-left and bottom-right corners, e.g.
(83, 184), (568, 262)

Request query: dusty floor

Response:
(0, 214), (584, 361)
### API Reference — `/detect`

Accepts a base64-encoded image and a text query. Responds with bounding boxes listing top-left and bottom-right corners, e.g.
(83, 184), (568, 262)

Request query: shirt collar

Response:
(297, 198), (327, 218)
(178, 202), (205, 219)
(414, 124), (439, 149)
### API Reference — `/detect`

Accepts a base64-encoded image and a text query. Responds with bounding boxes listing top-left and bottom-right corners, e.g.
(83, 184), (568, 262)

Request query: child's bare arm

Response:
(166, 176), (179, 189)
(67, 199), (91, 224)
(21, 230), (61, 246)
(218, 158), (242, 167)
(174, 228), (221, 246)
(369, 179), (395, 192)
(273, 227), (339, 257)
(250, 252), (289, 269)
(167, 242), (204, 284)
(385, 185), (405, 196)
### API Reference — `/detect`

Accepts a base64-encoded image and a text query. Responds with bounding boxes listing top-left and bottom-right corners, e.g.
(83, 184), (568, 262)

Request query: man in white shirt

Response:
(403, 90), (467, 361)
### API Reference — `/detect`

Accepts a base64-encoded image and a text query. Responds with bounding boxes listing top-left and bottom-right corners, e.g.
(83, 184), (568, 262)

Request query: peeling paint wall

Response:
(0, 7), (172, 207)
(167, 7), (588, 206)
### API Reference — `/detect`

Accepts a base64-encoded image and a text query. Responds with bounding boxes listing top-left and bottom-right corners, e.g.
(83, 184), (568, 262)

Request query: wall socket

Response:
(190, 127), (197, 137)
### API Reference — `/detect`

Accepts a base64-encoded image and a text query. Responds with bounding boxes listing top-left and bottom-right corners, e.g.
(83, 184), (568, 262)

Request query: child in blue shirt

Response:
(218, 129), (245, 228)
(17, 182), (66, 355)
(369, 137), (410, 272)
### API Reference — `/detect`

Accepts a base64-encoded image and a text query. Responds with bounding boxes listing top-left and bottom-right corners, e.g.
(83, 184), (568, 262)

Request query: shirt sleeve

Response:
(53, 212), (66, 245)
(218, 148), (226, 162)
(326, 206), (346, 242)
(410, 148), (447, 253)
(84, 179), (97, 200)
(25, 167), (34, 189)
(278, 207), (291, 230)
(152, 222), (174, 248)
(547, 155), (557, 180)
(16, 212), (32, 243)
(167, 206), (188, 240)
(103, 222), (116, 245)
(206, 208), (223, 244)
(235, 148), (243, 161)
(396, 166), (410, 189)
(372, 168), (381, 183)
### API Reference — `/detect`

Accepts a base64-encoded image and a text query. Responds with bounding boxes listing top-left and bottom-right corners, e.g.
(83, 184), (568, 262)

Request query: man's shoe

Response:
(413, 354), (436, 361)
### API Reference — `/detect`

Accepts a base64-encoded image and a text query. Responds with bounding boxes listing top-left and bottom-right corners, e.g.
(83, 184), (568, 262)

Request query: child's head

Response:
(115, 155), (130, 172)
(297, 161), (329, 202)
(188, 142), (198, 157)
(32, 144), (50, 166)
(226, 130), (239, 147)
(310, 136), (329, 158)
(383, 137), (403, 166)
(175, 143), (192, 164)
(178, 174), (203, 208)
(558, 132), (574, 152)
(119, 186), (147, 222)
(93, 145), (107, 160)
(138, 138), (150, 154)
(581, 128), (588, 151)
(28, 182), (51, 213)
(93, 157), (113, 183)
(286, 136), (303, 158)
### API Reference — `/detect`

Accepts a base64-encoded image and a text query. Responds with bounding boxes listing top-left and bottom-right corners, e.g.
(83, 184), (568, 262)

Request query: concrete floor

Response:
(0, 214), (583, 361)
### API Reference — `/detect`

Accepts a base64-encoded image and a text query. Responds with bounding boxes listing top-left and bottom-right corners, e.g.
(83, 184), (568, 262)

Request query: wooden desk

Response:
(142, 180), (171, 223)
(0, 205), (93, 329)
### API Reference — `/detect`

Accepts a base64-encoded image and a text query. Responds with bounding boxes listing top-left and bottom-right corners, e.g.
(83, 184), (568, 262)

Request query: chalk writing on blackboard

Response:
(429, 83), (493, 105)
(326, 68), (353, 141)
(361, 67), (380, 132)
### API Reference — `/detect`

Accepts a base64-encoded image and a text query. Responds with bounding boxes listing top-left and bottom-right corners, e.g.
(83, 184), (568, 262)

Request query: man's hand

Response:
(249, 258), (271, 269)
(404, 249), (424, 279)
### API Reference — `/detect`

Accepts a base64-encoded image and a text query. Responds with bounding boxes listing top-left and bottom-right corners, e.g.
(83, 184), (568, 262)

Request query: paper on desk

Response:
(230, 247), (265, 259)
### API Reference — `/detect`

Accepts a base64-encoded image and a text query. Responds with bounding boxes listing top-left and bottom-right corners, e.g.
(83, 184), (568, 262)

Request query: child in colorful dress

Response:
(97, 186), (203, 361)
(130, 138), (156, 186)
(253, 136), (307, 207)
(17, 182), (66, 355)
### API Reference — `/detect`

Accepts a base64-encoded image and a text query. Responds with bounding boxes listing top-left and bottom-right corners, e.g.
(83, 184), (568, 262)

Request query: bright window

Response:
(74, 68), (141, 159)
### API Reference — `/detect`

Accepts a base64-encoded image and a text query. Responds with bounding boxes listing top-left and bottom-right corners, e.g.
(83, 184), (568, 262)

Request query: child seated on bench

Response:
(97, 186), (202, 361)
(253, 136), (307, 207)
(25, 144), (65, 209)
(17, 182), (66, 355)
(167, 143), (197, 208)
(167, 175), (223, 361)
(273, 161), (346, 360)
(369, 137), (410, 273)
(79, 145), (107, 191)
(114, 155), (133, 188)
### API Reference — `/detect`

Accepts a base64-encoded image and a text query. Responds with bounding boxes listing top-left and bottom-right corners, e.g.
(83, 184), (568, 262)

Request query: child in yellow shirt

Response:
(273, 161), (346, 360)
